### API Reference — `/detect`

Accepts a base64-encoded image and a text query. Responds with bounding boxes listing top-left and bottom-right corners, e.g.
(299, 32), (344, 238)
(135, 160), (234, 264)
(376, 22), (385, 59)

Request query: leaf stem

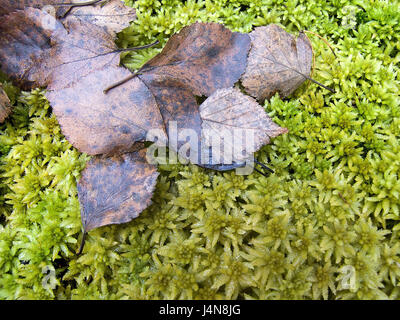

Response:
(255, 159), (274, 173)
(103, 72), (139, 94)
(76, 231), (87, 255)
(52, 0), (105, 7)
(302, 30), (337, 58)
(116, 40), (160, 53)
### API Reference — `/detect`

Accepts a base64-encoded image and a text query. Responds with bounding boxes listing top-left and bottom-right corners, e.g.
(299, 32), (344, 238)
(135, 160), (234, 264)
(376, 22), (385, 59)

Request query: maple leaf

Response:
(0, 83), (11, 123)
(241, 24), (314, 101)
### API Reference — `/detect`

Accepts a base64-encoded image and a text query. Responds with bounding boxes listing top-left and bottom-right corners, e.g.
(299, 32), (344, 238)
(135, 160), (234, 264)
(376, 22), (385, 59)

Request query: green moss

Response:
(1, 0), (400, 300)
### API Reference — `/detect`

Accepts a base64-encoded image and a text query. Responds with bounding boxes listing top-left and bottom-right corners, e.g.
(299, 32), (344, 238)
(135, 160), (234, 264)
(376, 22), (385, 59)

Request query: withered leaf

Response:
(66, 0), (136, 36)
(0, 1), (135, 90)
(138, 73), (202, 162)
(0, 84), (11, 123)
(0, 0), (71, 18)
(46, 67), (166, 156)
(0, 4), (158, 155)
(199, 87), (288, 164)
(77, 149), (159, 232)
(45, 16), (123, 90)
(138, 22), (251, 166)
(241, 24), (313, 101)
(139, 22), (251, 97)
(0, 7), (66, 89)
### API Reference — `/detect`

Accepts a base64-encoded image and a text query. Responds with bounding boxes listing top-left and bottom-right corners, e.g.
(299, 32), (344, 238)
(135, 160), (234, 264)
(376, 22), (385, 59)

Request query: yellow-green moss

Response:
(1, 0), (400, 300)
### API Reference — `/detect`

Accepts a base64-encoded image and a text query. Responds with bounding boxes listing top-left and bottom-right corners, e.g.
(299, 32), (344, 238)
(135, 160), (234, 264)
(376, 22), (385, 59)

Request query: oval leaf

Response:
(241, 24), (313, 101)
(77, 149), (159, 232)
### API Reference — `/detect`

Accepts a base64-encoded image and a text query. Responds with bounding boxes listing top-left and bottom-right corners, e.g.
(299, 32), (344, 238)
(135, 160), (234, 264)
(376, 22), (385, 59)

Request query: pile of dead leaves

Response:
(0, 0), (330, 247)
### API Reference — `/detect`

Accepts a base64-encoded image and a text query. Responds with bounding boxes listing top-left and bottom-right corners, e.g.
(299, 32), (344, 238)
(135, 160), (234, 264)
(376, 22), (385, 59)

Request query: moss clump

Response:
(1, 0), (400, 300)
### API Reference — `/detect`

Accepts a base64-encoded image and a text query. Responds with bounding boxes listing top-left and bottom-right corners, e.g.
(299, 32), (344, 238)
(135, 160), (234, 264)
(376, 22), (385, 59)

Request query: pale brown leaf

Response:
(66, 0), (136, 36)
(0, 84), (11, 123)
(199, 87), (288, 164)
(241, 24), (313, 101)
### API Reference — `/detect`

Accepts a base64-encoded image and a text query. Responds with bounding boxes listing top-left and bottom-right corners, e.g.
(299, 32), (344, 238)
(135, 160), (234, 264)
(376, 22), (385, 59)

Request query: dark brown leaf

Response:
(138, 73), (202, 163)
(0, 84), (11, 123)
(241, 24), (313, 101)
(139, 22), (251, 97)
(0, 1), (135, 90)
(0, 8), (66, 89)
(77, 148), (159, 231)
(137, 22), (251, 166)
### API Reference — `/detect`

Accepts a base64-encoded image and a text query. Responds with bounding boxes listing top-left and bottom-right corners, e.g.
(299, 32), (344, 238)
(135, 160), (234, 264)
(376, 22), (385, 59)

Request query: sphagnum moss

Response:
(1, 0), (400, 300)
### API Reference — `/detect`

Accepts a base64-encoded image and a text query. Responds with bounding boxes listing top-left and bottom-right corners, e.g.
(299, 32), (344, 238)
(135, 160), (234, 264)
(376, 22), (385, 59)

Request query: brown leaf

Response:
(45, 16), (122, 90)
(0, 1), (135, 90)
(140, 22), (251, 97)
(46, 67), (166, 156)
(138, 73), (202, 162)
(43, 8), (165, 156)
(138, 23), (251, 166)
(199, 87), (288, 164)
(241, 24), (313, 101)
(0, 84), (12, 123)
(0, 0), (71, 18)
(77, 149), (159, 231)
(0, 5), (152, 156)
(0, 8), (66, 89)
(66, 0), (136, 36)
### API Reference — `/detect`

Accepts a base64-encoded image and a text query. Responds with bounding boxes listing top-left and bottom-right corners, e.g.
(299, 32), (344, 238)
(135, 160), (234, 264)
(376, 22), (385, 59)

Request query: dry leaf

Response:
(0, 0), (71, 18)
(46, 67), (166, 156)
(241, 24), (313, 101)
(45, 16), (123, 90)
(199, 87), (288, 164)
(138, 74), (203, 161)
(0, 84), (11, 123)
(77, 149), (159, 232)
(0, 8), (66, 89)
(138, 22), (252, 165)
(0, 5), (159, 155)
(139, 22), (251, 96)
(66, 0), (136, 36)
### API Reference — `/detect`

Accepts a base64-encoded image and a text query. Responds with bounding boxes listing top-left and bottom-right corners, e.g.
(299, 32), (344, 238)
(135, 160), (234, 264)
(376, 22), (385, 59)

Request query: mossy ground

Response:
(1, 0), (400, 299)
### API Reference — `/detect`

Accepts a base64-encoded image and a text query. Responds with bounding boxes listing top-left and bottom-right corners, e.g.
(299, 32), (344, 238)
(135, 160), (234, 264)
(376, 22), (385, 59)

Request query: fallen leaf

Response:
(46, 67), (166, 156)
(0, 84), (11, 123)
(45, 15), (124, 90)
(199, 87), (288, 164)
(0, 7), (66, 89)
(77, 148), (159, 232)
(66, 0), (136, 36)
(138, 22), (252, 165)
(138, 74), (203, 162)
(241, 24), (313, 101)
(139, 22), (251, 96)
(0, 0), (71, 18)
